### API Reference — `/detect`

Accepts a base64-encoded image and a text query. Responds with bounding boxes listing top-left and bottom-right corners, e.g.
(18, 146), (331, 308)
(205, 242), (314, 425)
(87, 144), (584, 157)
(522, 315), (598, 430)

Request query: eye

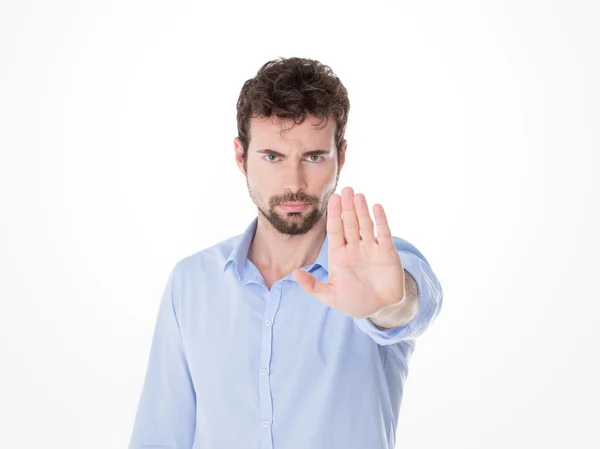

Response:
(262, 154), (325, 163)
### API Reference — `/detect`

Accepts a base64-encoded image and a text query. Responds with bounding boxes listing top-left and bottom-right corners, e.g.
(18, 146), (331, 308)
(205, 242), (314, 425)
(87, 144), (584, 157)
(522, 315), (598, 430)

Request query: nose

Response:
(282, 164), (308, 195)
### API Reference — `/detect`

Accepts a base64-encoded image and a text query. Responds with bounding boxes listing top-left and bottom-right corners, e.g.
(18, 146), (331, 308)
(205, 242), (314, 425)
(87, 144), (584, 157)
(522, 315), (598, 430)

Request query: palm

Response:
(293, 187), (406, 319)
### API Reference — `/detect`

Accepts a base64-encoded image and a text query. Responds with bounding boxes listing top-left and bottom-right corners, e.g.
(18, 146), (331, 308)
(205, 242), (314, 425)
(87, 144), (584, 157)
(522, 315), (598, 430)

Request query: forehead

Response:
(249, 114), (336, 146)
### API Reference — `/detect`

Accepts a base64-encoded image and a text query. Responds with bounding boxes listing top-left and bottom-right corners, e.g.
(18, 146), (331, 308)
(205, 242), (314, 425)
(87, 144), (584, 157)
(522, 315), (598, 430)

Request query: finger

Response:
(373, 203), (394, 249)
(292, 269), (335, 308)
(341, 186), (360, 244)
(327, 193), (345, 251)
(353, 193), (376, 243)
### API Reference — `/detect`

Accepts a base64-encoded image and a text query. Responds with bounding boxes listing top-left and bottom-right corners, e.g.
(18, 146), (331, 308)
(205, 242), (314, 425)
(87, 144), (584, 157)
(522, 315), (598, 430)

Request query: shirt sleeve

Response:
(353, 248), (443, 346)
(128, 263), (197, 449)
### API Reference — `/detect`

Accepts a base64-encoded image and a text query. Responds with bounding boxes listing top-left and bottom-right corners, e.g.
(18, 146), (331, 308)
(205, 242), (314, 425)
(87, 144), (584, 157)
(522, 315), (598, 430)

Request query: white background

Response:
(1, 1), (598, 448)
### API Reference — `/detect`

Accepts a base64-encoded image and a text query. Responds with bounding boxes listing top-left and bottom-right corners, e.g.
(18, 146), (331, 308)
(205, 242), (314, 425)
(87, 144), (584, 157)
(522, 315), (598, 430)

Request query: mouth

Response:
(279, 203), (309, 212)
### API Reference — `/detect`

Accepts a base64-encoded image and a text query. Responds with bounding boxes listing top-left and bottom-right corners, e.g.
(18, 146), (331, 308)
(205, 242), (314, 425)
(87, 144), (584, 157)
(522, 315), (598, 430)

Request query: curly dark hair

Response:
(236, 56), (350, 168)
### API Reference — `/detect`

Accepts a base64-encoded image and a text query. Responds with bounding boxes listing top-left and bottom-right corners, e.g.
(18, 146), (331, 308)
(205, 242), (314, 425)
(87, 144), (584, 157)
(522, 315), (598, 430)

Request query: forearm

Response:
(368, 269), (419, 330)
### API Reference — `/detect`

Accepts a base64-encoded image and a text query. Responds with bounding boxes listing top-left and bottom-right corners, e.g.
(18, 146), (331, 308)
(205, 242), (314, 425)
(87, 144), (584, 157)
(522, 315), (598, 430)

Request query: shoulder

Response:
(165, 233), (243, 313)
(172, 232), (243, 279)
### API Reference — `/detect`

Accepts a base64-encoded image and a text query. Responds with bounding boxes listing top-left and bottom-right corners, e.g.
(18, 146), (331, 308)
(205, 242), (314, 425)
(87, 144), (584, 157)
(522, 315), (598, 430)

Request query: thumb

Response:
(292, 269), (334, 307)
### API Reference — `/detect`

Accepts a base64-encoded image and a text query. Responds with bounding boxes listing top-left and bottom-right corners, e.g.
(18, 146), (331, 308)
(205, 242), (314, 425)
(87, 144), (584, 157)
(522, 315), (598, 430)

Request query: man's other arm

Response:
(128, 264), (196, 449)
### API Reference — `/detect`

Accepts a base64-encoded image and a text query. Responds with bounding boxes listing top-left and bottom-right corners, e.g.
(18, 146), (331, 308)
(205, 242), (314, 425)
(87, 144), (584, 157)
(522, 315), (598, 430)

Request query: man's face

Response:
(234, 114), (345, 236)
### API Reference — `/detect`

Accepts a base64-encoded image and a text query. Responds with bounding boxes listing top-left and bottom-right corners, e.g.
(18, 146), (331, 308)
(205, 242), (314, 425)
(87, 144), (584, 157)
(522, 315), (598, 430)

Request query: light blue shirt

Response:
(129, 216), (443, 449)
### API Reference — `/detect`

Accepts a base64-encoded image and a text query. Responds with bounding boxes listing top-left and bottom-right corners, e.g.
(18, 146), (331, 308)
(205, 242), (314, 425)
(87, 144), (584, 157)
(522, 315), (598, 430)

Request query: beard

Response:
(245, 171), (340, 236)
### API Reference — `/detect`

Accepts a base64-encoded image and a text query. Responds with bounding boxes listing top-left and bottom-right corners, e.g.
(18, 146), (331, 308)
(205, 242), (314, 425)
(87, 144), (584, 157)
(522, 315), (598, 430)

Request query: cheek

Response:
(246, 177), (274, 204)
(246, 160), (271, 180)
(319, 170), (338, 188)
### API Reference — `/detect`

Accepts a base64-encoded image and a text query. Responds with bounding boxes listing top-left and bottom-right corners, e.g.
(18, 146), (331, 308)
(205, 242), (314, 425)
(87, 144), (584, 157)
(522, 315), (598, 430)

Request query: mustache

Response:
(273, 197), (315, 205)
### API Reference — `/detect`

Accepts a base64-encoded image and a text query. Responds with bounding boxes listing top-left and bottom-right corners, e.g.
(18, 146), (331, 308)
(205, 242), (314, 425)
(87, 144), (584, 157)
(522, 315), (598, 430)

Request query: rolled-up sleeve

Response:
(354, 248), (443, 346)
(128, 264), (197, 449)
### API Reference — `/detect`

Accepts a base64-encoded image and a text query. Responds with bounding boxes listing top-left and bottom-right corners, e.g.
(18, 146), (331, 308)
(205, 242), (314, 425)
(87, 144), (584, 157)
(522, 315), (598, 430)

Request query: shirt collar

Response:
(223, 216), (329, 282)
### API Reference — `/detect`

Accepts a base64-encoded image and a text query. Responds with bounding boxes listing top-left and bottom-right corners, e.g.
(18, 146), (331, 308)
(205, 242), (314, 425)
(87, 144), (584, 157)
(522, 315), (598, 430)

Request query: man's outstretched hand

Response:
(293, 186), (407, 319)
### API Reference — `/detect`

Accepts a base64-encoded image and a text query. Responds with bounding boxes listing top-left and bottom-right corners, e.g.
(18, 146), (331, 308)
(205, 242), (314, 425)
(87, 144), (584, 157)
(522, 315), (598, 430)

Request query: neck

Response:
(247, 212), (327, 274)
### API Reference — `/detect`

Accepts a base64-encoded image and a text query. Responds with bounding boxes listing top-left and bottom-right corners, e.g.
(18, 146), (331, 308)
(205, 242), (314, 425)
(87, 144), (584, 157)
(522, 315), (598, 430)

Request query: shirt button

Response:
(263, 420), (270, 428)
(265, 319), (272, 327)
(261, 368), (268, 375)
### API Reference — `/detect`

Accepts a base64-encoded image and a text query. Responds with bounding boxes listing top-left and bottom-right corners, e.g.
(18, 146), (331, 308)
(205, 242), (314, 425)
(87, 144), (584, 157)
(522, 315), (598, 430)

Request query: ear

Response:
(339, 139), (347, 169)
(233, 137), (246, 176)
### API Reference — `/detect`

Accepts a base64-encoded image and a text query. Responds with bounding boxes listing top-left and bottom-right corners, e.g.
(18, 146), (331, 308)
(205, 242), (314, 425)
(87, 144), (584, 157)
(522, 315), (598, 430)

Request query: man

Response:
(128, 56), (443, 449)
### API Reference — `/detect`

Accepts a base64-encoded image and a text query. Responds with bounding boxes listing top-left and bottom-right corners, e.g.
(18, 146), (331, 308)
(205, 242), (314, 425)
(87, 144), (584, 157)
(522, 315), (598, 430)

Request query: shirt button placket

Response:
(258, 282), (284, 449)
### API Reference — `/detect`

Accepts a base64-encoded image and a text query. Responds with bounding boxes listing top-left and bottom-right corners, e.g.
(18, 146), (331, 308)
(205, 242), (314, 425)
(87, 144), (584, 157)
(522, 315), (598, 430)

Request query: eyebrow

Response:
(256, 149), (331, 157)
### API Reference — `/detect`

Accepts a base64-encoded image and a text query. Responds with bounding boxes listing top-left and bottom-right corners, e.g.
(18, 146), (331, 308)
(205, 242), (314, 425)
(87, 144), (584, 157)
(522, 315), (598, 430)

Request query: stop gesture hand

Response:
(293, 186), (407, 319)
